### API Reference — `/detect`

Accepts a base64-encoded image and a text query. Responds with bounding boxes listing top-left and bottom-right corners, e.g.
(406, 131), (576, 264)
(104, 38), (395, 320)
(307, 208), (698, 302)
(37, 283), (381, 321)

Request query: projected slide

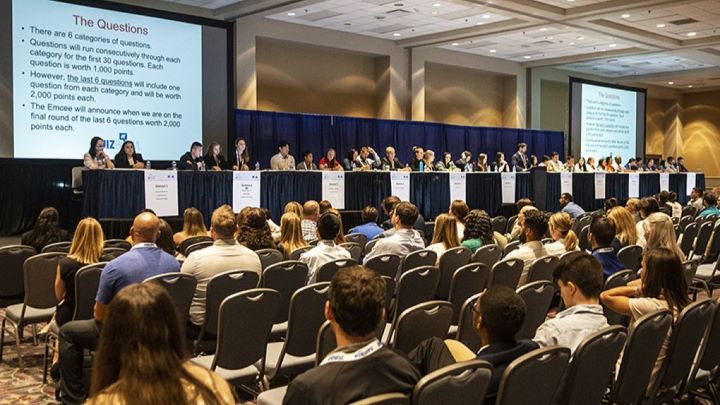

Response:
(12, 0), (202, 160)
(579, 83), (637, 161)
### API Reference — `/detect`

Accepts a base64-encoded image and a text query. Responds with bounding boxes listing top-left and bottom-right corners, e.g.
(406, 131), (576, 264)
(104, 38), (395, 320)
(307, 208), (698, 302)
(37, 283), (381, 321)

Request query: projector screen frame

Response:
(568, 76), (647, 162)
(1, 0), (236, 165)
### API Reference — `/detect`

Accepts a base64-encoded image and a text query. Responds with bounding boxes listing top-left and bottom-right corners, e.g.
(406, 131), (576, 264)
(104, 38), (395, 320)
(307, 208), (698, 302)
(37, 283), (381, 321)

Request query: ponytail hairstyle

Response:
(548, 212), (578, 251)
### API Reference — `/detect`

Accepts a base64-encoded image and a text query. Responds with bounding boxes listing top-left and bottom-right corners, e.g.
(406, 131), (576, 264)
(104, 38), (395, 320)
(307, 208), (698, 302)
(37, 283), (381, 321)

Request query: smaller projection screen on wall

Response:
(569, 77), (646, 163)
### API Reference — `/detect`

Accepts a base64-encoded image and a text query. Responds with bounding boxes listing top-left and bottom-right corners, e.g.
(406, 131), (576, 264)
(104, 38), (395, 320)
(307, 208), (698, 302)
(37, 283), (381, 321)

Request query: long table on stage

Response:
(82, 170), (704, 227)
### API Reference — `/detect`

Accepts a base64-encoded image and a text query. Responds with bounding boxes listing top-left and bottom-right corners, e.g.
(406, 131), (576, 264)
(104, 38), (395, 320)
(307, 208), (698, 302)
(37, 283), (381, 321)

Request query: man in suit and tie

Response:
(511, 143), (530, 171)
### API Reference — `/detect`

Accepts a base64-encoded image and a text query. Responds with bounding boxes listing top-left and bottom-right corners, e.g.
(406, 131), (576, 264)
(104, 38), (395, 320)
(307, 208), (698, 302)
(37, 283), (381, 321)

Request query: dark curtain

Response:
(411, 172), (451, 220)
(178, 172), (234, 223)
(82, 170), (145, 219)
(261, 172), (323, 222)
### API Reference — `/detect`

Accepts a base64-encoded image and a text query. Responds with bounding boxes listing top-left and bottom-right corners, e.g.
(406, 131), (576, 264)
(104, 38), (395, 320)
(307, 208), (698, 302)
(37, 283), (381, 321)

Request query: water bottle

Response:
(351, 162), (356, 170)
(513, 165), (516, 172)
(419, 161), (424, 172)
(383, 164), (389, 171)
(255, 161), (260, 171)
(171, 161), (177, 170)
(146, 160), (151, 169)
(465, 162), (471, 172)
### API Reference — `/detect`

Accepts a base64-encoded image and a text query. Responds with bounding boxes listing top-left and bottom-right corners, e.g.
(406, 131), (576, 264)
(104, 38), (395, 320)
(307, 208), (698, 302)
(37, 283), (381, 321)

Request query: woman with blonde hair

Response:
(427, 214), (460, 264)
(284, 201), (303, 217)
(173, 207), (208, 247)
(278, 213), (309, 259)
(607, 206), (639, 252)
(644, 212), (685, 260)
(544, 212), (579, 256)
(625, 198), (642, 223)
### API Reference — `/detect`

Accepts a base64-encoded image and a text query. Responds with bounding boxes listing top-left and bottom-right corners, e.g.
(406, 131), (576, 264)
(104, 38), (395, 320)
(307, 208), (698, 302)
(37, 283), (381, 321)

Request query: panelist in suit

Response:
(511, 142), (530, 171)
(409, 146), (425, 171)
(270, 141), (296, 170)
(83, 137), (116, 170)
(203, 142), (227, 171)
(381, 146), (405, 171)
(113, 140), (144, 169)
(297, 150), (318, 170)
(179, 142), (206, 170)
(677, 156), (689, 173)
(230, 138), (250, 171)
(454, 151), (472, 171)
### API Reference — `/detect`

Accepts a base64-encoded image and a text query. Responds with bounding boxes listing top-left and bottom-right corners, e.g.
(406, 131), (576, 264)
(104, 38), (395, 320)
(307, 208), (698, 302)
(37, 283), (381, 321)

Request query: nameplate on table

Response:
(501, 172), (516, 204)
(628, 173), (640, 198)
(686, 172), (697, 196)
(560, 172), (573, 195)
(449, 172), (466, 203)
(594, 173), (606, 199)
(391, 172), (410, 202)
(322, 172), (345, 209)
(233, 171), (261, 212)
(144, 170), (179, 217)
(659, 173), (669, 192)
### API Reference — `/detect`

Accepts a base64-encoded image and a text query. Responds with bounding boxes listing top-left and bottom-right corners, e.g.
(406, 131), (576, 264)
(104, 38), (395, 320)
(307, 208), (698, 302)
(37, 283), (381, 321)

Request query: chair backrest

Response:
(365, 254), (402, 278)
(436, 247), (472, 299)
(680, 222), (699, 259)
(496, 346), (571, 405)
(143, 273), (197, 323)
(703, 223), (720, 263)
(471, 244), (502, 267)
(573, 214), (593, 236)
(178, 235), (213, 256)
(212, 289), (280, 371)
(678, 214), (694, 232)
(345, 233), (368, 249)
(72, 263), (105, 320)
(578, 225), (591, 252)
(364, 238), (380, 255)
(526, 255), (558, 283)
(690, 298), (720, 383)
(394, 266), (441, 321)
(488, 258), (523, 289)
(506, 215), (518, 234)
(617, 245), (643, 271)
(40, 241), (72, 254)
(503, 240), (521, 257)
(412, 359), (493, 405)
(283, 282), (331, 357)
(103, 239), (132, 251)
(602, 270), (638, 325)
(382, 276), (396, 313)
(456, 293), (482, 353)
(0, 245), (37, 298)
(100, 248), (126, 262)
(349, 393), (410, 405)
(491, 216), (508, 234)
(682, 259), (701, 288)
(289, 246), (313, 260)
(255, 248), (284, 271)
(203, 270), (260, 336)
(71, 166), (84, 191)
(691, 221), (714, 258)
(515, 281), (555, 340)
(555, 326), (627, 405)
(316, 258), (358, 283)
(448, 263), (490, 325)
(392, 300), (453, 354)
(339, 242), (363, 262)
(674, 224), (681, 239)
(262, 260), (309, 324)
(315, 320), (336, 366)
(23, 252), (66, 309)
(402, 249), (438, 273)
(682, 206), (697, 219)
(185, 241), (213, 257)
(647, 299), (715, 402)
(610, 310), (673, 405)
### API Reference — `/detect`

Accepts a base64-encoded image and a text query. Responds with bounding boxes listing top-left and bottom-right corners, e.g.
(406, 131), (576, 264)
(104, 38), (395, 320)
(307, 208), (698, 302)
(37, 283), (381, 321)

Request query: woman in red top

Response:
(319, 148), (343, 171)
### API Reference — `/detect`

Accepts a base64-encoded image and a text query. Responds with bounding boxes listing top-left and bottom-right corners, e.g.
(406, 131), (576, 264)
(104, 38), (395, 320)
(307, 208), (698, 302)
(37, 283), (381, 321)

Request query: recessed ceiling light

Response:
(524, 55), (532, 59)
(656, 23), (666, 28)
(287, 12), (295, 16)
(432, 2), (441, 7)
(569, 42), (575, 45)
(687, 32), (697, 37)
(482, 14), (491, 19)
(489, 49), (497, 53)
(539, 27), (548, 32)
(576, 36), (585, 40)
(668, 81), (674, 85)
(688, 85), (693, 88)
(567, 0), (574, 2)
(621, 14), (630, 18)
(452, 42), (459, 46)
(476, 22), (484, 25)
(431, 11), (438, 15)
(609, 43), (617, 47)
(393, 32), (401, 37)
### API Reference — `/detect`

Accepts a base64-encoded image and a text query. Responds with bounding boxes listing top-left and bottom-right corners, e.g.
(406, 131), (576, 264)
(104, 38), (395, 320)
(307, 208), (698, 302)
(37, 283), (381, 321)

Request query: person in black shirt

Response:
(21, 207), (70, 252)
(113, 140), (145, 169)
(282, 266), (420, 404)
(203, 142), (227, 171)
(409, 146), (425, 171)
(381, 146), (405, 171)
(179, 142), (205, 170)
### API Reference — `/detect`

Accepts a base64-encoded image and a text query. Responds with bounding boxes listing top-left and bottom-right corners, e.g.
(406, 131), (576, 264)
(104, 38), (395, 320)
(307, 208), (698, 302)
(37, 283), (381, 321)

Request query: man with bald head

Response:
(57, 212), (179, 404)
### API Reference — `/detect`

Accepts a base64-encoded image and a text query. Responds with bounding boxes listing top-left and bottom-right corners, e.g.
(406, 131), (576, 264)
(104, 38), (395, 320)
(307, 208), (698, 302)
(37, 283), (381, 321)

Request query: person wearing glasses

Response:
(83, 137), (115, 169)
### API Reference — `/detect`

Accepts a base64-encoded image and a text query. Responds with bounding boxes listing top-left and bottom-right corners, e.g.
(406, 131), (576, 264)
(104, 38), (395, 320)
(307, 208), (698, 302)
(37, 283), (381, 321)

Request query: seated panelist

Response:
(83, 136), (115, 170)
(113, 140), (144, 169)
(203, 142), (227, 171)
(179, 142), (206, 171)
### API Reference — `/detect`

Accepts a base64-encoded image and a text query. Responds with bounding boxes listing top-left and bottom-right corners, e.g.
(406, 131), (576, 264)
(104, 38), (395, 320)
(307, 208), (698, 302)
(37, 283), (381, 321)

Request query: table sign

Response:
(391, 171), (411, 201)
(628, 173), (640, 198)
(501, 172), (516, 204)
(659, 173), (669, 192)
(322, 171), (345, 209)
(594, 173), (606, 199)
(686, 172), (697, 196)
(232, 171), (261, 212)
(560, 172), (573, 195)
(144, 170), (178, 217)
(449, 172), (466, 203)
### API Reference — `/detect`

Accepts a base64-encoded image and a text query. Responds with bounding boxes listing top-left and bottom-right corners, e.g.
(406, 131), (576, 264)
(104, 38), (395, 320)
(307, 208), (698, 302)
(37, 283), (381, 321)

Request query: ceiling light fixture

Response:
(482, 14), (491, 19)
(452, 42), (459, 46)
(687, 32), (697, 37)
(539, 27), (548, 31)
(656, 23), (665, 28)
(621, 14), (630, 18)
(609, 43), (617, 47)
(577, 36), (584, 40)
(393, 32), (401, 37)
(287, 12), (295, 16)
(524, 55), (532, 59)
(431, 11), (438, 15)
(688, 85), (693, 88)
(432, 2), (441, 7)
(668, 81), (674, 85)
(489, 49), (496, 53)
(476, 22), (484, 25)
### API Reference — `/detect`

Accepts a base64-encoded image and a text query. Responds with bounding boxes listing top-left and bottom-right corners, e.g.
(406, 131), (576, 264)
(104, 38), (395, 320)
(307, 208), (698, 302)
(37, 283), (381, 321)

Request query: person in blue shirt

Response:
(560, 193), (586, 219)
(58, 212), (180, 404)
(349, 206), (384, 241)
(697, 192), (720, 218)
(589, 216), (625, 278)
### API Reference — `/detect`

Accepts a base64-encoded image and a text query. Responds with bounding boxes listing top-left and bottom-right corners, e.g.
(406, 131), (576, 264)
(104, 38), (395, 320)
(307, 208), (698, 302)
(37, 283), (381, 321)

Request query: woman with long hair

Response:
(461, 210), (494, 252)
(83, 136), (115, 170)
(544, 212), (579, 256)
(493, 152), (510, 172)
(643, 213), (685, 260)
(636, 197), (661, 247)
(88, 283), (234, 405)
(586, 157), (597, 172)
(113, 140), (145, 169)
(237, 208), (276, 251)
(449, 200), (470, 240)
(157, 219), (177, 257)
(231, 138), (250, 171)
(278, 212), (308, 259)
(326, 208), (347, 245)
(21, 207), (69, 252)
(607, 206), (638, 252)
(427, 214), (460, 264)
(476, 153), (488, 172)
(203, 142), (227, 171)
(322, 148), (343, 171)
(173, 208), (208, 247)
(574, 157), (588, 173)
(435, 152), (457, 172)
(284, 201), (303, 217)
(600, 247), (690, 391)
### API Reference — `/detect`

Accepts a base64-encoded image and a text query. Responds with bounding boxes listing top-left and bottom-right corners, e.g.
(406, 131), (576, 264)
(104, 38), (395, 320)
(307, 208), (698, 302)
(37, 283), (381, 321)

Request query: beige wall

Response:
(681, 90), (720, 176)
(539, 79), (568, 133)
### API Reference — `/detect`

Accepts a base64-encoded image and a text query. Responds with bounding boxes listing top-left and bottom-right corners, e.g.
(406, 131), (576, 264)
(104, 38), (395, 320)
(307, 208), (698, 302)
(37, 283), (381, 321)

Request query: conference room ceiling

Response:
(157, 0), (720, 89)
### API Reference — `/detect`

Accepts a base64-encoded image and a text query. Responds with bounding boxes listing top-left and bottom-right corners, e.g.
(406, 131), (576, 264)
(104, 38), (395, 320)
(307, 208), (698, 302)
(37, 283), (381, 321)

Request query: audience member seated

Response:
(203, 142), (227, 171)
(86, 283), (234, 405)
(270, 141), (296, 171)
(297, 150), (318, 171)
(349, 206), (384, 241)
(300, 212), (351, 283)
(282, 267), (420, 404)
(589, 216), (625, 278)
(409, 147), (425, 171)
(544, 212), (579, 257)
(643, 213), (685, 261)
(505, 210), (548, 286)
(284, 201), (303, 217)
(113, 140), (144, 169)
(237, 208), (277, 251)
(182, 205), (261, 337)
(435, 152), (458, 172)
(263, 207), (282, 242)
(58, 212), (180, 404)
(83, 136), (115, 170)
(688, 187), (704, 211)
(21, 206), (70, 252)
(301, 200), (320, 242)
(625, 198), (642, 223)
(492, 152), (510, 172)
(357, 146), (381, 170)
(533, 252), (608, 353)
(460, 210), (494, 253)
(321, 148), (344, 171)
(559, 193), (586, 219)
(278, 212), (309, 259)
(601, 247), (690, 390)
(179, 142), (206, 171)
(173, 207), (208, 247)
(508, 203), (537, 241)
(606, 206), (638, 253)
(604, 197), (619, 212)
(319, 200), (333, 215)
(636, 197), (660, 247)
(697, 192), (720, 218)
(327, 208), (348, 245)
(157, 219), (177, 257)
(381, 146), (406, 171)
(380, 196), (427, 239)
(230, 137), (250, 171)
(450, 200), (470, 240)
(364, 202), (425, 264)
(666, 191), (682, 219)
(427, 214), (460, 263)
(511, 142), (531, 171)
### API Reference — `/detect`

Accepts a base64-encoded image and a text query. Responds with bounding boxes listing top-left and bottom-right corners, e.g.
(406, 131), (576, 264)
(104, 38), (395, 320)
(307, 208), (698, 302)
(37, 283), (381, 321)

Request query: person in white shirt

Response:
(364, 202), (425, 264)
(688, 187), (705, 212)
(544, 212), (580, 257)
(270, 141), (296, 170)
(635, 197), (660, 248)
(612, 156), (623, 172)
(534, 252), (609, 353)
(586, 157), (597, 172)
(505, 210), (549, 286)
(574, 157), (590, 173)
(180, 205), (262, 336)
(549, 152), (565, 172)
(300, 212), (351, 283)
(301, 200), (320, 243)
